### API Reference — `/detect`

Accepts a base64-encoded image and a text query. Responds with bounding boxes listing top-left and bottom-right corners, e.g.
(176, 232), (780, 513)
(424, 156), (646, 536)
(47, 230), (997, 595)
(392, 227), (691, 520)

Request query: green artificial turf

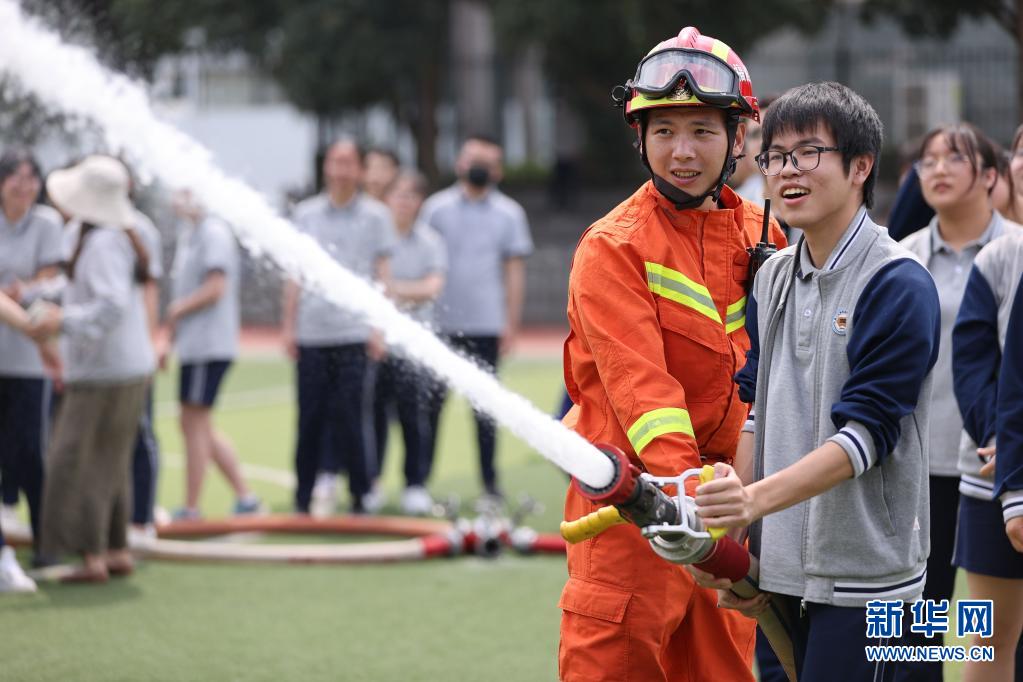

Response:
(0, 355), (976, 680)
(0, 355), (572, 681)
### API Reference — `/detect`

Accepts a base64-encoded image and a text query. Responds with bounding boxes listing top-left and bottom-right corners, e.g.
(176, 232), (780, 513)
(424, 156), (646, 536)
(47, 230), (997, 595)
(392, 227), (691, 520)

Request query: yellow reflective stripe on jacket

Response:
(725, 296), (746, 334)
(627, 407), (695, 454)
(645, 262), (721, 323)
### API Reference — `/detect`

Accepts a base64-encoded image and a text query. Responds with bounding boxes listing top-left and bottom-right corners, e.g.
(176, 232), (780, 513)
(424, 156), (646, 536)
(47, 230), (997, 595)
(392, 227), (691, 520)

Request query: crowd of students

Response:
(0, 134), (533, 592)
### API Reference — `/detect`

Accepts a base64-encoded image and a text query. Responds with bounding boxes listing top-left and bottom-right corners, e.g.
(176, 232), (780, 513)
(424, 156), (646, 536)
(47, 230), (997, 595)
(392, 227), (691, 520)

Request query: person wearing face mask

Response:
(0, 149), (63, 562)
(557, 27), (786, 681)
(419, 134), (533, 503)
(896, 123), (1020, 682)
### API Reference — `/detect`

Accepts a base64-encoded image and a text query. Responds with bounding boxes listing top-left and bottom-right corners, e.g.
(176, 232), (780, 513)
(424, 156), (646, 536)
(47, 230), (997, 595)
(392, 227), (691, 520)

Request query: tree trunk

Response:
(450, 0), (496, 138)
(417, 59), (440, 186)
(516, 44), (543, 165)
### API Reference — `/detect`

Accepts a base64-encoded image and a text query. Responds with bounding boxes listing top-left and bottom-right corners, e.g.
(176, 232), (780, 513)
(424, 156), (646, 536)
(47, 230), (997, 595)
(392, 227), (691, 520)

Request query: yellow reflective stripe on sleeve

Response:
(645, 262), (721, 323)
(725, 296), (746, 333)
(725, 316), (746, 334)
(710, 40), (731, 62)
(627, 407), (695, 454)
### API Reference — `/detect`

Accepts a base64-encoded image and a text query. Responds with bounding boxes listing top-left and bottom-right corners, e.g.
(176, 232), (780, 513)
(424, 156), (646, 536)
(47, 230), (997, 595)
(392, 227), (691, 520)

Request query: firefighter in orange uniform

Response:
(558, 27), (786, 681)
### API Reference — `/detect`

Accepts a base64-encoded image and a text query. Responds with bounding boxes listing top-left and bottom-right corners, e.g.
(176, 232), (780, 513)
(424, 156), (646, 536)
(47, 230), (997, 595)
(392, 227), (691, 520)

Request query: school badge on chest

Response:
(832, 308), (849, 336)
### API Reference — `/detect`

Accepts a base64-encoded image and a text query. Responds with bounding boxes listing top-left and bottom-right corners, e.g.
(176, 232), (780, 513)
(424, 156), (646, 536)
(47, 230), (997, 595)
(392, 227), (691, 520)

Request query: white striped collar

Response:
(795, 206), (869, 278)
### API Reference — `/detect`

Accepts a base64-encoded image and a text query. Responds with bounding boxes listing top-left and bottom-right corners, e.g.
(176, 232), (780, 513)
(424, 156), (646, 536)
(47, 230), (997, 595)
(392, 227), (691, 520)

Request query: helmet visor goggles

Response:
(631, 49), (748, 112)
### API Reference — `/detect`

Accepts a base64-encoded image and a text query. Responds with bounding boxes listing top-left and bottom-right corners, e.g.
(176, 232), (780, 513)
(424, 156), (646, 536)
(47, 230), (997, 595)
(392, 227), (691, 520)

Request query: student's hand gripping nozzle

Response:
(560, 444), (750, 583)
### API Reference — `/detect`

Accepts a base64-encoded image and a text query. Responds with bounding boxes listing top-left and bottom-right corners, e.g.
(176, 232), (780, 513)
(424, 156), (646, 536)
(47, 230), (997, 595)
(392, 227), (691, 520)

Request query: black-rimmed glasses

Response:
(755, 145), (840, 176)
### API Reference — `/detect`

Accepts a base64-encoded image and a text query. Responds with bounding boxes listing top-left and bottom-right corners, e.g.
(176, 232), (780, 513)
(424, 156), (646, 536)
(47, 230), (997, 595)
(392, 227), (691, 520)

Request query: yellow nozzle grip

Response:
(699, 464), (727, 541)
(560, 505), (628, 544)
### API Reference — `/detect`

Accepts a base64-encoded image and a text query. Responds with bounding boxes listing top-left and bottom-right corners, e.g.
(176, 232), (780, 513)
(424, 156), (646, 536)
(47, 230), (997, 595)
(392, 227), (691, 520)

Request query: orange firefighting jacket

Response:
(564, 181), (786, 477)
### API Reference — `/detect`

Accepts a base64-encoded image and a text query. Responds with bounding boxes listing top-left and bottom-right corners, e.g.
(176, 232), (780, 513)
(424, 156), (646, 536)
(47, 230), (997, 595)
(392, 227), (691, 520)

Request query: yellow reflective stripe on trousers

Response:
(725, 296), (746, 334)
(627, 407), (695, 454)
(645, 262), (721, 323)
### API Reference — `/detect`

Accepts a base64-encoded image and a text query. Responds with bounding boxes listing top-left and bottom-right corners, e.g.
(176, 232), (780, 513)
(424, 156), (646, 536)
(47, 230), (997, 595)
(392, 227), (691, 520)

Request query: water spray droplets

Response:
(0, 0), (615, 489)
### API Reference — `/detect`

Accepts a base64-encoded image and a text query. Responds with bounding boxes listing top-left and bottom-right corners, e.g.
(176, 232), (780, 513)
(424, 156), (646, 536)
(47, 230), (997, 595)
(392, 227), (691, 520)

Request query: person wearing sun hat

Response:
(27, 154), (154, 582)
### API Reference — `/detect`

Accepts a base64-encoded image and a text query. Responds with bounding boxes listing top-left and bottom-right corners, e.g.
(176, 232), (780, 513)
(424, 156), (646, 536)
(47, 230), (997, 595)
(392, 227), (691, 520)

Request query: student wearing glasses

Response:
(691, 82), (940, 682)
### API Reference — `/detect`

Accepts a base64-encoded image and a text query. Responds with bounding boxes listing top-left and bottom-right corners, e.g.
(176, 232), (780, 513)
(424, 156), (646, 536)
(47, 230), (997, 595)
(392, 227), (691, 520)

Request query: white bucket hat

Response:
(46, 155), (135, 228)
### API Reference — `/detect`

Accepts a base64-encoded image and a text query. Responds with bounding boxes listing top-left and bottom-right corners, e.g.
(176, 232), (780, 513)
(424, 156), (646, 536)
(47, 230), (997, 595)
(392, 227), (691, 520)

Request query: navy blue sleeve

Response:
(734, 291), (759, 404)
(886, 166), (935, 242)
(832, 259), (940, 463)
(995, 277), (1023, 498)
(952, 265), (1001, 448)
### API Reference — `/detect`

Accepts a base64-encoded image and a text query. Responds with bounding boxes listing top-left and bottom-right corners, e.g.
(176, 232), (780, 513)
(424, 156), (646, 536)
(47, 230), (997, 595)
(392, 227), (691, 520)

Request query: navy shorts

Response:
(179, 361), (232, 407)
(953, 494), (1023, 579)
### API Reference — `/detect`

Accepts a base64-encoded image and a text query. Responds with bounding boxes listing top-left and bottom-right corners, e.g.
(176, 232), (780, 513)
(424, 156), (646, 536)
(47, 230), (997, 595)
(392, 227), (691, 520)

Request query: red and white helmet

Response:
(615, 27), (759, 124)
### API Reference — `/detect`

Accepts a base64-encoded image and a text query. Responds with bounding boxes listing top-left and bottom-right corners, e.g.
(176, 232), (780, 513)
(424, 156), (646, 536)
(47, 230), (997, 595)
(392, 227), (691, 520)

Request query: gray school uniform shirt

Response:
(391, 221), (447, 326)
(900, 212), (1018, 477)
(420, 185), (533, 336)
(171, 217), (239, 363)
(293, 193), (397, 346)
(0, 204), (64, 378)
(61, 224), (155, 383)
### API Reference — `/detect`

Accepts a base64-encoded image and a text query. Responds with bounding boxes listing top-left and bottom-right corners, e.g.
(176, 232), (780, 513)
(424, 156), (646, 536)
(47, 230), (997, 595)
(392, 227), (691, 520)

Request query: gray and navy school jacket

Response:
(995, 273), (1023, 523)
(953, 231), (1023, 512)
(736, 207), (940, 607)
(900, 212), (1019, 477)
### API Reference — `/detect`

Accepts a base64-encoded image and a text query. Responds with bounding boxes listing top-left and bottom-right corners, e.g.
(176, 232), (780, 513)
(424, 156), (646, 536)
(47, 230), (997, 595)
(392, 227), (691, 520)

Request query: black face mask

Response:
(466, 165), (491, 188)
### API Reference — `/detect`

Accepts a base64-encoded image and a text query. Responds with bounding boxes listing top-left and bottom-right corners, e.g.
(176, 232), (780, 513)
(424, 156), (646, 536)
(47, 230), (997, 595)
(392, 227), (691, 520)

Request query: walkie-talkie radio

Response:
(747, 198), (777, 286)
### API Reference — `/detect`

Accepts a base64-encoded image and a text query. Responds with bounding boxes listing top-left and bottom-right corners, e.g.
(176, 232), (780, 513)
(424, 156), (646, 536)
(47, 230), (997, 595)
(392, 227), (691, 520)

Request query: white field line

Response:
(154, 385), (294, 419)
(162, 451), (296, 489)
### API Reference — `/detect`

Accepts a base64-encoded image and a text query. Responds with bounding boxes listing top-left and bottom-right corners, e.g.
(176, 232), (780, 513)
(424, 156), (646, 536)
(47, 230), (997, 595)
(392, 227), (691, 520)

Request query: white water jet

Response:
(0, 0), (614, 489)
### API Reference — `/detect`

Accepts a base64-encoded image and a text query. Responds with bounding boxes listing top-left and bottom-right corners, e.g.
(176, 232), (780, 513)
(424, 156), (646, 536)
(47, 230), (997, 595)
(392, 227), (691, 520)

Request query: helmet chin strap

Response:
(639, 111), (740, 211)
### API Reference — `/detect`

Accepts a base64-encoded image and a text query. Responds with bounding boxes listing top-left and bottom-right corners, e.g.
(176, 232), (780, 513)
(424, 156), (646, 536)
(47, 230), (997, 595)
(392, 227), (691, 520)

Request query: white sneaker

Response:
(127, 523), (157, 549)
(0, 546), (37, 594)
(362, 483), (386, 514)
(0, 505), (30, 539)
(310, 472), (338, 518)
(400, 486), (433, 516)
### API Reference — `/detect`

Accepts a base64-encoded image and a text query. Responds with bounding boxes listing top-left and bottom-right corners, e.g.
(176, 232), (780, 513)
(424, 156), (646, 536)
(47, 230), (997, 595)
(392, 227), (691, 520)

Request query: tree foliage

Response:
(860, 0), (1018, 39)
(860, 0), (1023, 137)
(19, 0), (836, 181)
(493, 0), (835, 178)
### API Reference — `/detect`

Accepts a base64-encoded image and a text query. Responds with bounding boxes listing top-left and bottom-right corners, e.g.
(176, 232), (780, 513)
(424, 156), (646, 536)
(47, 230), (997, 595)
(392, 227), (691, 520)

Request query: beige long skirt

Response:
(40, 379), (147, 558)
